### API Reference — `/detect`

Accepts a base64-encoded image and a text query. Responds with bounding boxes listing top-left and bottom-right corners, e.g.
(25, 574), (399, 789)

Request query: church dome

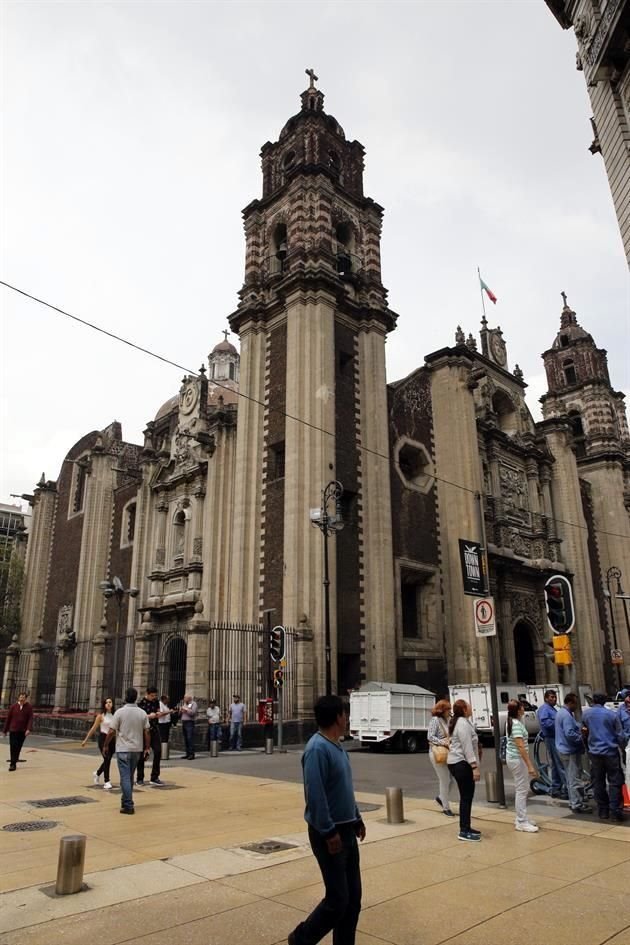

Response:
(211, 338), (238, 355)
(155, 394), (179, 421)
(551, 295), (591, 349)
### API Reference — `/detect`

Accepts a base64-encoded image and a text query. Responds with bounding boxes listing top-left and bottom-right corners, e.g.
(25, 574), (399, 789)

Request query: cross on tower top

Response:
(305, 68), (318, 89)
(561, 290), (568, 307)
(223, 329), (229, 342)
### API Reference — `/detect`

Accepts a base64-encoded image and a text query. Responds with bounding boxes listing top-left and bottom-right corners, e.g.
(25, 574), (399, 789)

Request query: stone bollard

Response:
(485, 770), (498, 803)
(385, 787), (404, 824)
(55, 835), (86, 895)
(163, 742), (170, 761)
(210, 740), (218, 758)
(265, 736), (274, 755)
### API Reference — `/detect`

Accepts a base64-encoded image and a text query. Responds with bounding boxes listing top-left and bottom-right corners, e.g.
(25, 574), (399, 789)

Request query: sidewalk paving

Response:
(1, 739), (628, 945)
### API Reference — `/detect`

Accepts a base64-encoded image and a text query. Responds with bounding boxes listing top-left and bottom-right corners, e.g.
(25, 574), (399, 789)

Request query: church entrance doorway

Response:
(514, 621), (537, 684)
(163, 636), (187, 706)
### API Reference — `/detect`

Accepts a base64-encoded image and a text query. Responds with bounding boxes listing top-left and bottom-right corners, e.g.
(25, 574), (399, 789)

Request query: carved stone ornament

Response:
(156, 548), (165, 565)
(509, 592), (541, 631)
(173, 434), (193, 467)
(180, 380), (200, 416)
(192, 537), (203, 557)
(499, 464), (529, 511)
(57, 604), (73, 640)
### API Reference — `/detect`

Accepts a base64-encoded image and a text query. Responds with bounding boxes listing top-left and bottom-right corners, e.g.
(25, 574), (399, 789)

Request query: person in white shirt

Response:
(206, 699), (222, 751)
(81, 697), (116, 790)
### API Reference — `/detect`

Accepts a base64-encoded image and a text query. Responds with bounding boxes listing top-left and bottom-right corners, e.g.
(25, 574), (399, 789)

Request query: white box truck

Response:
(526, 683), (593, 710)
(349, 681), (435, 753)
(448, 683), (539, 736)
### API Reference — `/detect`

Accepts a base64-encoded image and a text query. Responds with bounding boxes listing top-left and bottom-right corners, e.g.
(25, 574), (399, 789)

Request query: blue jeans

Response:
(544, 737), (566, 794)
(558, 751), (586, 810)
(182, 720), (196, 757)
(291, 824), (362, 945)
(207, 723), (221, 749)
(116, 751), (141, 811)
(230, 721), (243, 750)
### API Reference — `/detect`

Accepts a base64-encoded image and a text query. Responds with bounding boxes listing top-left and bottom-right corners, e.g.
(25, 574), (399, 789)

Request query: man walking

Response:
(583, 692), (624, 821)
(288, 695), (365, 945)
(179, 694), (198, 760)
(228, 694), (247, 751)
(3, 692), (33, 771)
(536, 690), (565, 797)
(555, 692), (591, 814)
(136, 686), (165, 785)
(104, 687), (150, 815)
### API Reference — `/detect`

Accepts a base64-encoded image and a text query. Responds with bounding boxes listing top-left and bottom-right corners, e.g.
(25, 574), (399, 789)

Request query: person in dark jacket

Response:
(582, 693), (624, 821)
(288, 695), (365, 945)
(3, 692), (33, 770)
(136, 686), (167, 785)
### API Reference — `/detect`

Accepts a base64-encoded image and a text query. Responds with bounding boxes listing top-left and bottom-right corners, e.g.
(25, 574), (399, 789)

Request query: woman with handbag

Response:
(447, 699), (482, 841)
(505, 699), (539, 832)
(428, 700), (454, 816)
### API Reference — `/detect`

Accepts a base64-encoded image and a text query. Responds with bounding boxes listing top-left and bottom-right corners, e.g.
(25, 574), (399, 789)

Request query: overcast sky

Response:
(1, 0), (628, 508)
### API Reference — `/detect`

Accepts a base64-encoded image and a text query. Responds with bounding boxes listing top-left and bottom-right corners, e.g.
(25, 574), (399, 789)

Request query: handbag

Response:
(431, 744), (449, 765)
(499, 721), (508, 764)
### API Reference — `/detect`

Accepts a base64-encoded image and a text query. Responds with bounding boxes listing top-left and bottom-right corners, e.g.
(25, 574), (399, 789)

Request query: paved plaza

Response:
(0, 736), (628, 945)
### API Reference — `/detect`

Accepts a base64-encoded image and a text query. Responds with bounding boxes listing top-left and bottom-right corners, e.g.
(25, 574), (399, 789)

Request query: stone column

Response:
(185, 627), (210, 707)
(25, 635), (44, 703)
(132, 622), (154, 691)
(21, 480), (57, 646)
(525, 460), (541, 514)
(1, 636), (20, 704)
(154, 499), (169, 571)
(53, 644), (74, 712)
(295, 620), (314, 720)
(89, 626), (107, 712)
(190, 487), (206, 562)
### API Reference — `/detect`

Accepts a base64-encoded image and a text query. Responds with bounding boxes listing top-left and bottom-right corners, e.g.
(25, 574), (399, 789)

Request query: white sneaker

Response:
(103, 781), (113, 790)
(515, 822), (539, 832)
(93, 771), (100, 785)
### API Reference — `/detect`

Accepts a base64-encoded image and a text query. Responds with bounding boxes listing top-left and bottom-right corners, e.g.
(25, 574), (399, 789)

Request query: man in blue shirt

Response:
(555, 693), (591, 814)
(536, 690), (566, 797)
(618, 691), (630, 745)
(582, 693), (624, 821)
(288, 695), (366, 945)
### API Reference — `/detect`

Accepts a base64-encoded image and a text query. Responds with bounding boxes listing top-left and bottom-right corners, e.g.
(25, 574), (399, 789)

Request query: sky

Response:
(1, 0), (628, 508)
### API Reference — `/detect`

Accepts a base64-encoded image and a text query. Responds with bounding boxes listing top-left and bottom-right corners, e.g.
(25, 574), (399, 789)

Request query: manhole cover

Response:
(3, 821), (59, 832)
(26, 796), (96, 809)
(357, 802), (381, 812)
(241, 839), (298, 854)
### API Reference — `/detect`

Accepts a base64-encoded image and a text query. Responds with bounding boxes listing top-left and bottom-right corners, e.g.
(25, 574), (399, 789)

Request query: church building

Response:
(4, 77), (629, 722)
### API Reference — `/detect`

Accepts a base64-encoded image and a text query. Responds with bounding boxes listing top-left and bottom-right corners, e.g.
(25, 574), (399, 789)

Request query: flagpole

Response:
(477, 266), (487, 320)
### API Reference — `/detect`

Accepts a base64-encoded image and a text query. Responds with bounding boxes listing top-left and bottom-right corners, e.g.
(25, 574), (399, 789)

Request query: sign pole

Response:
(476, 492), (506, 807)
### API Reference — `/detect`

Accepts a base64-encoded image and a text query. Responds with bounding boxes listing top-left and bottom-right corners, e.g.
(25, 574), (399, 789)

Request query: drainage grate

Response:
(241, 839), (299, 855)
(26, 796), (96, 809)
(3, 821), (59, 832)
(357, 802), (381, 813)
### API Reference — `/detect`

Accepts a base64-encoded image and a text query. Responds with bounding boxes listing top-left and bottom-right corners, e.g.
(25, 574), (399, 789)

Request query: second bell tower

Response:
(228, 73), (398, 693)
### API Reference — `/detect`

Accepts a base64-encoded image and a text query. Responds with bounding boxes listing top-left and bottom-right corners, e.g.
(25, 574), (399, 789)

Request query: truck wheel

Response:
(403, 733), (420, 754)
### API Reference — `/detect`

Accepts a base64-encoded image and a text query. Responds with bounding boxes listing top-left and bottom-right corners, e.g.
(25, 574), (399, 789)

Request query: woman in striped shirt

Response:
(505, 700), (539, 832)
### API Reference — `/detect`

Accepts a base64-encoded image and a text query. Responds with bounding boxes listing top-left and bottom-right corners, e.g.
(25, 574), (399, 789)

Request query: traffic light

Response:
(273, 668), (284, 688)
(544, 575), (575, 634)
(269, 625), (286, 662)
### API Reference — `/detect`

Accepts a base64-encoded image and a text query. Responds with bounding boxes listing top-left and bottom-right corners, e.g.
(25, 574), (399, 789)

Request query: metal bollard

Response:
(485, 770), (498, 803)
(163, 742), (170, 761)
(55, 835), (86, 895)
(385, 787), (404, 824)
(210, 740), (218, 758)
(265, 736), (274, 755)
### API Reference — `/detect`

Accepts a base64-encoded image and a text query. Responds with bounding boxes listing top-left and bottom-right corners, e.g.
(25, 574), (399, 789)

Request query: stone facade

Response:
(6, 80), (630, 717)
(546, 0), (630, 264)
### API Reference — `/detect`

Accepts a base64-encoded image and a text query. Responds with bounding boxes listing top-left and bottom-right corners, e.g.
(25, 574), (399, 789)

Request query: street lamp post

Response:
(310, 481), (344, 696)
(99, 577), (139, 700)
(605, 566), (625, 693)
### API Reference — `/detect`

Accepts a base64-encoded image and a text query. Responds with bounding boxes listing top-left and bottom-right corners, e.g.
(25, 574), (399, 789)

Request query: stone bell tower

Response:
(228, 71), (398, 693)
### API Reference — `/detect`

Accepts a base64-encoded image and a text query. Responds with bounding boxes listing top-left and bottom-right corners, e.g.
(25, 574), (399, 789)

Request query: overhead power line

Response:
(2, 278), (629, 545)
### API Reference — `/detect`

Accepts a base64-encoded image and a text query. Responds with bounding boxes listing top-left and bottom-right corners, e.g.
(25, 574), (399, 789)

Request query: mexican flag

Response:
(479, 274), (497, 304)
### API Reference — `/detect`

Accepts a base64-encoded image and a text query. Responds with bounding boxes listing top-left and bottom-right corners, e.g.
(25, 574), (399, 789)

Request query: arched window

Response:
(563, 359), (577, 386)
(121, 501), (136, 547)
(271, 222), (287, 274)
(491, 390), (518, 436)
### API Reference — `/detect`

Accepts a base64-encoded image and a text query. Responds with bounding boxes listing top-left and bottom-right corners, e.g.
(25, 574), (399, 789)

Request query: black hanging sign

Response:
(459, 539), (485, 596)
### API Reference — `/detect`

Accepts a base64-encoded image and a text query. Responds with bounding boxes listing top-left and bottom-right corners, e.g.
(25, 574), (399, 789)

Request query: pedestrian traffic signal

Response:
(269, 625), (286, 662)
(273, 668), (284, 688)
(544, 575), (575, 634)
